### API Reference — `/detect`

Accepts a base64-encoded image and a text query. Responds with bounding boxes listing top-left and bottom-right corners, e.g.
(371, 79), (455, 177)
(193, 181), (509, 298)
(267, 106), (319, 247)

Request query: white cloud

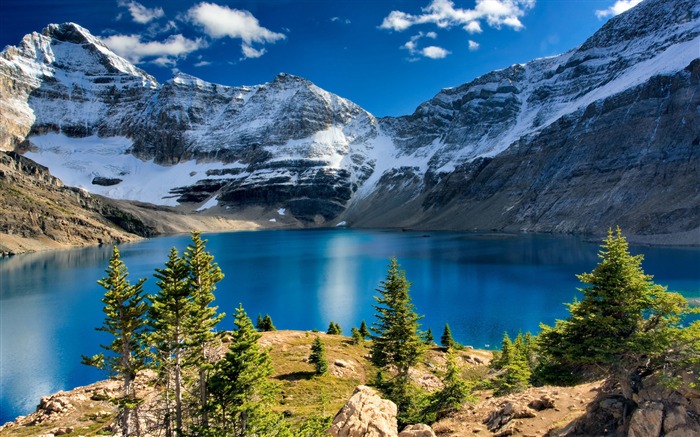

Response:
(402, 32), (451, 59)
(241, 43), (266, 59)
(382, 11), (415, 31)
(380, 0), (535, 32)
(101, 34), (204, 65)
(187, 2), (285, 43)
(331, 17), (352, 24)
(468, 39), (480, 51)
(118, 0), (165, 24)
(464, 21), (482, 33)
(194, 60), (211, 67)
(595, 0), (643, 19)
(186, 2), (285, 59)
(422, 46), (450, 59)
(402, 32), (435, 57)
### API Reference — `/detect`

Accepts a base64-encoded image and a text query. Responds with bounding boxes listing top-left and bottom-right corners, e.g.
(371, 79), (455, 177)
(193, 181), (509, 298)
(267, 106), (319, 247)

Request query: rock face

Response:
(628, 401), (664, 437)
(345, 0), (700, 239)
(0, 151), (152, 254)
(329, 386), (398, 437)
(1, 0), (698, 237)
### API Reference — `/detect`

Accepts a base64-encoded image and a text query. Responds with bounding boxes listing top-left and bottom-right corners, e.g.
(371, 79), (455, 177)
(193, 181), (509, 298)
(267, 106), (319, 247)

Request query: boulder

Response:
(484, 401), (536, 433)
(398, 424), (436, 437)
(663, 404), (700, 436)
(528, 395), (555, 411)
(628, 401), (663, 437)
(330, 385), (398, 437)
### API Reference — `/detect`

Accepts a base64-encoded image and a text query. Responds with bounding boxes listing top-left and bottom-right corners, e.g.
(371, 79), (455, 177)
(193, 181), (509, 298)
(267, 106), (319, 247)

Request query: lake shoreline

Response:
(3, 221), (699, 257)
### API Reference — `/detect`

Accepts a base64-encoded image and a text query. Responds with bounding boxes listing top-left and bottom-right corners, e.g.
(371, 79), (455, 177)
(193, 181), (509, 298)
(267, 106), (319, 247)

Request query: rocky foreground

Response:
(1, 331), (698, 437)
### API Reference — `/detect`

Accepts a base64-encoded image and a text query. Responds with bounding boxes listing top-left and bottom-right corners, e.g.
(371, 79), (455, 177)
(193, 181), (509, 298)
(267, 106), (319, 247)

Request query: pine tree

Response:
(493, 332), (513, 370)
(493, 332), (532, 394)
(351, 327), (363, 345)
(370, 259), (427, 425)
(82, 247), (148, 436)
(261, 314), (276, 331)
(256, 314), (265, 331)
(538, 227), (694, 398)
(441, 324), (455, 349)
(424, 328), (434, 345)
(430, 349), (471, 420)
(182, 231), (225, 428)
(148, 248), (191, 436)
(309, 336), (329, 375)
(371, 258), (425, 376)
(359, 320), (370, 339)
(327, 321), (342, 335)
(208, 305), (277, 436)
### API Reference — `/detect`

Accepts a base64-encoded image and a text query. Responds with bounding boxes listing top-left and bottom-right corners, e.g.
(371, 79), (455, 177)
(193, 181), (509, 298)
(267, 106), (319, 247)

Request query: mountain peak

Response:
(41, 22), (97, 45)
(272, 72), (309, 85)
(170, 72), (211, 88)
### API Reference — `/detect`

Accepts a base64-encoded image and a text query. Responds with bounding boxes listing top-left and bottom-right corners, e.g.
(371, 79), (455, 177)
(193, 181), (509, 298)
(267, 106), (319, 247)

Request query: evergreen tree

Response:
(182, 232), (225, 427)
(538, 227), (694, 398)
(423, 328), (434, 345)
(493, 332), (532, 394)
(148, 248), (190, 435)
(327, 321), (342, 335)
(492, 332), (513, 370)
(523, 332), (536, 370)
(208, 305), (277, 436)
(308, 336), (329, 375)
(370, 258), (425, 377)
(370, 258), (427, 425)
(261, 314), (276, 331)
(351, 327), (363, 345)
(82, 247), (148, 436)
(441, 324), (455, 349)
(255, 314), (276, 331)
(359, 320), (370, 339)
(429, 349), (471, 420)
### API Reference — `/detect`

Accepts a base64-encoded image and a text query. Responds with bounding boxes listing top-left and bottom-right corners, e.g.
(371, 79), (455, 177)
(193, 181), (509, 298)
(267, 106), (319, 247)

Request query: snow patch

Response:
(24, 133), (241, 206)
(196, 196), (219, 212)
(277, 208), (286, 216)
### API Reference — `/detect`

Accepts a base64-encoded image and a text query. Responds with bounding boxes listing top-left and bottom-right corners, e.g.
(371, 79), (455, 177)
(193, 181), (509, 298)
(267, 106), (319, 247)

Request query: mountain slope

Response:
(0, 151), (149, 254)
(344, 0), (700, 240)
(0, 0), (698, 241)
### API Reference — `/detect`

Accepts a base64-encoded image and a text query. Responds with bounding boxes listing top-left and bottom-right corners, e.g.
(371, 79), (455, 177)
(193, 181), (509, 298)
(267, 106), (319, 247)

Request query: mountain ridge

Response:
(0, 0), (698, 242)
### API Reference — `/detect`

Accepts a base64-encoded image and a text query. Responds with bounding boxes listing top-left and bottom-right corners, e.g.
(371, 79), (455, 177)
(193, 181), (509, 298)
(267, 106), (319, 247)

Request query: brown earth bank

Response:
(2, 331), (698, 437)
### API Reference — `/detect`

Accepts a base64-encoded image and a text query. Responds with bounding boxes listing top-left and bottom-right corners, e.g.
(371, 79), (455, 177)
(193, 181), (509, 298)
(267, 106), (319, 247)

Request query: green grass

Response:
(266, 332), (376, 423)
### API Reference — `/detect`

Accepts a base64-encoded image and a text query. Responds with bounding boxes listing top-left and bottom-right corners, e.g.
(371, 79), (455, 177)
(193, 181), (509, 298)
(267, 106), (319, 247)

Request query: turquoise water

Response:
(1, 229), (698, 422)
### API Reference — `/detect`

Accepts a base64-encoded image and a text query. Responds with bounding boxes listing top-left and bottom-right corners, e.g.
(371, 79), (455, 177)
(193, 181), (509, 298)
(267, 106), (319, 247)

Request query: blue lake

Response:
(1, 229), (699, 423)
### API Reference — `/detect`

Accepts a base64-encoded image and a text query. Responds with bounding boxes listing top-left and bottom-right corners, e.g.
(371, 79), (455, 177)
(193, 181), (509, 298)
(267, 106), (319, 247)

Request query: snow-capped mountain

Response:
(0, 0), (698, 237)
(349, 0), (700, 236)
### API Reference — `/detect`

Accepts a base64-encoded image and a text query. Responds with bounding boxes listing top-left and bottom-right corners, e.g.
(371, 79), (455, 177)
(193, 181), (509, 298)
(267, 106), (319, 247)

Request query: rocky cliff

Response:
(0, 151), (151, 254)
(0, 0), (698, 240)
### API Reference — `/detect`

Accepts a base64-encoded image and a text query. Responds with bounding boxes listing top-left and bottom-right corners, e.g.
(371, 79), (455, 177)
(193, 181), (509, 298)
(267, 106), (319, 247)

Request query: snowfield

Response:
(25, 133), (243, 206)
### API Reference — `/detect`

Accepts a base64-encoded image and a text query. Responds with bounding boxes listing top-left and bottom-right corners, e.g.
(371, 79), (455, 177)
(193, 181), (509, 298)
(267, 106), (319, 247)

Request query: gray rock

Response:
(398, 424), (436, 437)
(330, 385), (398, 437)
(628, 401), (663, 437)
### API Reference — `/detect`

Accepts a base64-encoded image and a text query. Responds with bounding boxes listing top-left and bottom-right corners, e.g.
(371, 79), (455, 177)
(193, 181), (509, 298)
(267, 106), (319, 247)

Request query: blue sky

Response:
(1, 0), (643, 116)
